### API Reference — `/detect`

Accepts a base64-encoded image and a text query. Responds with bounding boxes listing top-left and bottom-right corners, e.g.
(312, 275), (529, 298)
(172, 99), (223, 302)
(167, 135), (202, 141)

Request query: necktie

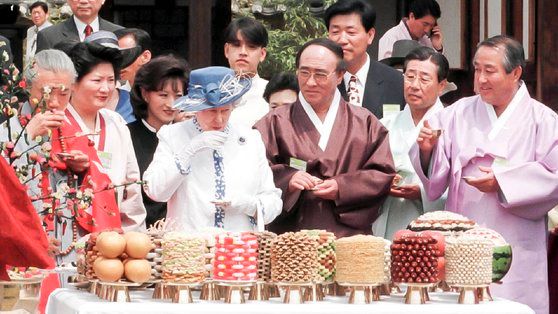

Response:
(31, 26), (38, 54)
(84, 24), (93, 39)
(347, 75), (360, 106)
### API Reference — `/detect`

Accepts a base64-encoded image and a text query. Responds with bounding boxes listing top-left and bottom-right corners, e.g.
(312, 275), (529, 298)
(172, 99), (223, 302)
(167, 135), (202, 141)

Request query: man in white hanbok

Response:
(373, 47), (446, 239)
(144, 67), (282, 232)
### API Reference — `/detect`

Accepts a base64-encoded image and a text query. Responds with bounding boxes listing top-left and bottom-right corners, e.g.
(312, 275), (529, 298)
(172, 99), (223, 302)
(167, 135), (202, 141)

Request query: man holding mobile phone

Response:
(378, 0), (443, 61)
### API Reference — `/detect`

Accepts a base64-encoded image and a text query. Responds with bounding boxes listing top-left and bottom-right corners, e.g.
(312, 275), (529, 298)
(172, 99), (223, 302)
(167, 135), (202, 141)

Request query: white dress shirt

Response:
(342, 54), (371, 107)
(299, 90), (341, 151)
(74, 16), (100, 42)
(228, 75), (269, 127)
(25, 21), (52, 66)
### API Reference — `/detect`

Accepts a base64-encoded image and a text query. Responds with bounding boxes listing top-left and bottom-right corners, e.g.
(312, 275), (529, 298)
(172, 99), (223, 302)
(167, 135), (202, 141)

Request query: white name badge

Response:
(492, 157), (509, 170)
(383, 104), (401, 119)
(289, 157), (307, 172)
(98, 151), (112, 169)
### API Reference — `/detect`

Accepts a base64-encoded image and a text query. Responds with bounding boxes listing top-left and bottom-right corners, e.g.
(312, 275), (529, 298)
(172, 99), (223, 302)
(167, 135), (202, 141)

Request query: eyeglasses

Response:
(297, 69), (336, 84)
(404, 73), (434, 86)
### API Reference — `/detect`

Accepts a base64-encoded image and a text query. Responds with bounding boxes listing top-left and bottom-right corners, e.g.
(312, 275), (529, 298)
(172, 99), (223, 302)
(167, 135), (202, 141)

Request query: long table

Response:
(46, 287), (535, 314)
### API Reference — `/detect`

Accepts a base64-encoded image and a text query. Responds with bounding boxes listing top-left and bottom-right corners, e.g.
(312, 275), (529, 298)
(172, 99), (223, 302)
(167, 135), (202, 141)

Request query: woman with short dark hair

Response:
(128, 54), (190, 227)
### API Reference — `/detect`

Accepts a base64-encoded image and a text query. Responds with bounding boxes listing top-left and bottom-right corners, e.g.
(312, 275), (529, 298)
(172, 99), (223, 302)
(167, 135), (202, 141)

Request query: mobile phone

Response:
(428, 22), (438, 38)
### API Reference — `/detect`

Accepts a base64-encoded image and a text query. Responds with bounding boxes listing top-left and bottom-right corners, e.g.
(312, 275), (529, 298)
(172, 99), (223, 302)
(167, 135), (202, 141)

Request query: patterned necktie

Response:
(347, 75), (360, 106)
(84, 24), (93, 39)
(31, 26), (38, 54)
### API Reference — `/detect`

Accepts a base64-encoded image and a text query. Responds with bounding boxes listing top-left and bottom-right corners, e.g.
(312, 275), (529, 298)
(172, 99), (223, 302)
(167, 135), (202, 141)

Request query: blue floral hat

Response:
(173, 66), (252, 112)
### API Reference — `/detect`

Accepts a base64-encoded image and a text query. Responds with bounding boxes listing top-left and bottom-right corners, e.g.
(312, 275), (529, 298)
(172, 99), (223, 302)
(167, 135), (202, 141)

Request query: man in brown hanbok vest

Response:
(255, 38), (395, 237)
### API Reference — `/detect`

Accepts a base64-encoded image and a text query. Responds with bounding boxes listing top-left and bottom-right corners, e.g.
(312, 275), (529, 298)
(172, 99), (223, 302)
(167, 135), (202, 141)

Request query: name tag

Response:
(289, 157), (307, 172)
(98, 151), (112, 169)
(383, 104), (401, 119)
(492, 157), (509, 170)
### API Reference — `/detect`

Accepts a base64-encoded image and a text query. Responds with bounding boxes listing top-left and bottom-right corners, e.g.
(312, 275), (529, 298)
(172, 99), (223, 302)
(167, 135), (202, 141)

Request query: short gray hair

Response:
(476, 35), (525, 74)
(23, 49), (77, 84)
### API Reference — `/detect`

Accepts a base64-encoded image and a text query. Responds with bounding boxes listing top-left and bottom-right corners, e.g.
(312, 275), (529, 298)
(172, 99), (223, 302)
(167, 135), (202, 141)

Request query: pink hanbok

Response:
(410, 84), (558, 314)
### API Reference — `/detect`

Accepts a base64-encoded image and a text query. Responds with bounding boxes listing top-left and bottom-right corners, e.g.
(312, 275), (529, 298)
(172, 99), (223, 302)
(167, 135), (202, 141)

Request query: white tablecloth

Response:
(46, 288), (535, 314)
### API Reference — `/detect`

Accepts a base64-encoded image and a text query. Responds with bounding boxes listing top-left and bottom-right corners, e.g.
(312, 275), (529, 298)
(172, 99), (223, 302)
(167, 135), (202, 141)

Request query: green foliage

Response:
(233, 0), (335, 79)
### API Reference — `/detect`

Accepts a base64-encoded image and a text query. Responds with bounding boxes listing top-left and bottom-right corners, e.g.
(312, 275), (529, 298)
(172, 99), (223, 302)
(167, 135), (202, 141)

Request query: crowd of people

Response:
(1, 0), (557, 314)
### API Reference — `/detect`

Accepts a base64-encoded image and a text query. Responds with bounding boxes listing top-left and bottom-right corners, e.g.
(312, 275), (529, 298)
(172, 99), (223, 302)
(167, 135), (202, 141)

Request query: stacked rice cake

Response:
(161, 232), (206, 283)
(213, 232), (258, 282)
(271, 232), (318, 282)
(390, 235), (439, 284)
(445, 236), (493, 286)
(408, 211), (477, 235)
(255, 231), (277, 282)
(301, 229), (336, 282)
(335, 235), (385, 284)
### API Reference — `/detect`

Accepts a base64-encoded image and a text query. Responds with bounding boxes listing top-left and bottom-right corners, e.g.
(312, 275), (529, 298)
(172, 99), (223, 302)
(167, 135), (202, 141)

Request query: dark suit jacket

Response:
(338, 60), (405, 119)
(36, 16), (123, 52)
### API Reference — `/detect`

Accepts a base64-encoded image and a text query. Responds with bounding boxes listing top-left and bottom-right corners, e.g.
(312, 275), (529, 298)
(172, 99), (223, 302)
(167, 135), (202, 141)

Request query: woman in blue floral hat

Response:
(143, 66), (282, 232)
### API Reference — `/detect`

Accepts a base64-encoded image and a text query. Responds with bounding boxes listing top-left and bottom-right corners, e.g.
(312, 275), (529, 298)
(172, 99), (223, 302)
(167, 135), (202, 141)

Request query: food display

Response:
(301, 229), (336, 282)
(83, 232), (100, 280)
(93, 257), (124, 282)
(213, 232), (258, 282)
(271, 232), (319, 282)
(124, 232), (153, 259)
(197, 227), (227, 278)
(335, 235), (384, 284)
(465, 228), (513, 282)
(408, 211), (477, 235)
(161, 232), (206, 283)
(383, 239), (391, 284)
(6, 267), (44, 281)
(445, 236), (493, 286)
(255, 231), (277, 282)
(96, 231), (126, 259)
(390, 234), (439, 284)
(86, 231), (154, 283)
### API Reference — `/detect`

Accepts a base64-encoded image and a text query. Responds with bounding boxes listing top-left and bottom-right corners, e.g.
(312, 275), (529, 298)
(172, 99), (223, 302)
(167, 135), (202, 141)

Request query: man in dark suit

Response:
(325, 0), (405, 119)
(36, 0), (122, 52)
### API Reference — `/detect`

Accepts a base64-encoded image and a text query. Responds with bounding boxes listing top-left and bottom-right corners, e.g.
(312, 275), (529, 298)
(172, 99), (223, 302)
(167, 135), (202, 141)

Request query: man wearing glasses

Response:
(255, 38), (396, 237)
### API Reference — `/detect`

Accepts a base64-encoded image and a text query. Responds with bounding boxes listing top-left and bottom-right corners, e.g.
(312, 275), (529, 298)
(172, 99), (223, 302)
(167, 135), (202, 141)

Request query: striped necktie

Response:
(84, 24), (93, 39)
(347, 75), (360, 106)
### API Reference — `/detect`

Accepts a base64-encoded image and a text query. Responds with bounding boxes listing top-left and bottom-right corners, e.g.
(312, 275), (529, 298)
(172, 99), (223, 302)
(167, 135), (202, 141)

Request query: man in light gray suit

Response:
(36, 0), (122, 52)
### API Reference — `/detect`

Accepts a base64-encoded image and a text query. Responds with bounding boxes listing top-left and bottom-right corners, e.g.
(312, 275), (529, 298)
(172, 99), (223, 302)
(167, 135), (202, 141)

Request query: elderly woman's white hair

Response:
(23, 49), (77, 84)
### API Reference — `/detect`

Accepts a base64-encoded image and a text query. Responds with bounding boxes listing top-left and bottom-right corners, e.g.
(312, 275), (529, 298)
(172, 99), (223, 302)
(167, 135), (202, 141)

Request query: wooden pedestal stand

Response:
(302, 282), (327, 302)
(0, 278), (43, 312)
(452, 284), (491, 304)
(164, 282), (200, 303)
(96, 281), (141, 302)
(477, 285), (493, 302)
(200, 280), (221, 301)
(337, 282), (381, 304)
(151, 281), (169, 300)
(217, 281), (255, 304)
(275, 282), (312, 304)
(400, 283), (435, 304)
(267, 283), (281, 298)
(248, 281), (269, 301)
